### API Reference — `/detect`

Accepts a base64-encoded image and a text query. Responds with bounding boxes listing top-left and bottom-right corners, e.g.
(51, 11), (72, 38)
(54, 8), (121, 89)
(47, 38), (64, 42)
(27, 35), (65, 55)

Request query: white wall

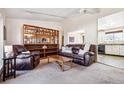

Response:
(98, 11), (124, 30)
(98, 11), (124, 44)
(84, 19), (97, 44)
(5, 18), (63, 48)
(68, 32), (84, 44)
(62, 15), (98, 45)
(0, 14), (4, 64)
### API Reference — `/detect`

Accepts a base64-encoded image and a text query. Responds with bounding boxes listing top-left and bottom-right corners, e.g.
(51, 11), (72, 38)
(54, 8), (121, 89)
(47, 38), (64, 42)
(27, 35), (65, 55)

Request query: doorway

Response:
(0, 16), (4, 71)
(98, 11), (124, 69)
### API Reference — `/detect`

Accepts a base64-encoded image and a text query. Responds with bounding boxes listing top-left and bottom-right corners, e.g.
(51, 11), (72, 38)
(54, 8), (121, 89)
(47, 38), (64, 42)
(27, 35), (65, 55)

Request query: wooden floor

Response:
(98, 54), (124, 69)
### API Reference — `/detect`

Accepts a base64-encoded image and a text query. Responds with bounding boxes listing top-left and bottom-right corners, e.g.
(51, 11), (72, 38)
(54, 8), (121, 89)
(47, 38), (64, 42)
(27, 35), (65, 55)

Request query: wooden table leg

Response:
(56, 61), (64, 71)
(70, 60), (73, 68)
(60, 61), (64, 72)
(48, 56), (49, 63)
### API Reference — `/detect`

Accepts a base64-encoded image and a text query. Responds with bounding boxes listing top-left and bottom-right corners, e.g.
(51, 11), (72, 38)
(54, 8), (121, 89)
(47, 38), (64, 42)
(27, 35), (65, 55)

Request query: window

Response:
(113, 32), (123, 41)
(105, 31), (123, 42)
(105, 33), (113, 41)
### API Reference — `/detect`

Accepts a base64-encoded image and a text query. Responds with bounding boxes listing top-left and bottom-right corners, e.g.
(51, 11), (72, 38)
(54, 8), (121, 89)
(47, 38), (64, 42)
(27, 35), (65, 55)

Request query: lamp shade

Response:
(4, 45), (13, 52)
(4, 45), (13, 58)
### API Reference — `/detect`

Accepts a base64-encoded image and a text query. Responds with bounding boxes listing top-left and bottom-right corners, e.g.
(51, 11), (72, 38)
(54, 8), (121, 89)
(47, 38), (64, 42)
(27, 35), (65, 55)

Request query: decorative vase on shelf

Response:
(42, 45), (47, 49)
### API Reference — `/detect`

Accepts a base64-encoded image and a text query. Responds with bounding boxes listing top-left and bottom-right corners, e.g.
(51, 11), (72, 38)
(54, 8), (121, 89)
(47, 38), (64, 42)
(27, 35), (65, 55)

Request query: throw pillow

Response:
(63, 49), (72, 53)
(62, 46), (65, 51)
(5, 52), (13, 58)
(72, 47), (79, 54)
(22, 51), (30, 54)
(62, 46), (72, 53)
(17, 54), (31, 59)
(79, 49), (87, 55)
(84, 44), (90, 51)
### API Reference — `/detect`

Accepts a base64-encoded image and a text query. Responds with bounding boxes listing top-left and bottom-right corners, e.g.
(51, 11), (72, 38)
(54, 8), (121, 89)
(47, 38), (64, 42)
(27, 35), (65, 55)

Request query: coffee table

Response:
(48, 55), (73, 71)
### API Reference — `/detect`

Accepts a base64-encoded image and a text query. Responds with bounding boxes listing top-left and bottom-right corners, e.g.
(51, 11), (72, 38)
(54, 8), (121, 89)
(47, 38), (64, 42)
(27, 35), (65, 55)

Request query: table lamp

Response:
(4, 45), (13, 58)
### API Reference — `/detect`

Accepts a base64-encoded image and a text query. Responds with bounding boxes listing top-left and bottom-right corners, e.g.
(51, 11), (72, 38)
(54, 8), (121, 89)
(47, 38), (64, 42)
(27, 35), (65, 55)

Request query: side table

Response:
(3, 56), (16, 81)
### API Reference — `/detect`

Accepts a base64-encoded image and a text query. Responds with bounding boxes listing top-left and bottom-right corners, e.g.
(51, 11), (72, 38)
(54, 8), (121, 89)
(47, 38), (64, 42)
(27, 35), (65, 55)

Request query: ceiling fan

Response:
(22, 8), (100, 20)
(79, 8), (100, 14)
(68, 8), (100, 18)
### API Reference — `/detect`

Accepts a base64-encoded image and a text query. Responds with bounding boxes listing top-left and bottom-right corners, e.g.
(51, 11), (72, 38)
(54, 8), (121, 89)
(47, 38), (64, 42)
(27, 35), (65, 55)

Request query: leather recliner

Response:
(13, 45), (40, 70)
(59, 44), (96, 66)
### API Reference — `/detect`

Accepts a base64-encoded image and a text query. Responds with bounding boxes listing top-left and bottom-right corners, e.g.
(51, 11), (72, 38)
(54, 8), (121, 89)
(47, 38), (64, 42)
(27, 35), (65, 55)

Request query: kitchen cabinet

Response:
(105, 45), (112, 54)
(105, 45), (123, 56)
(111, 45), (120, 55)
(119, 45), (124, 56)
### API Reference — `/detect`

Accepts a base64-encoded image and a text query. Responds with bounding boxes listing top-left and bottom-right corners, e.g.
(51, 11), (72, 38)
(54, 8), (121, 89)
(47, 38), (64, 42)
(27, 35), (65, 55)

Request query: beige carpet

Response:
(1, 59), (124, 84)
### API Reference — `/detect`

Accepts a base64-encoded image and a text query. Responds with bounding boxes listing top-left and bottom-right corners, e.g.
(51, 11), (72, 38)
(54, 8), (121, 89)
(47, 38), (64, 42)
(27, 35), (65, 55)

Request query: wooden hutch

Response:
(23, 24), (59, 57)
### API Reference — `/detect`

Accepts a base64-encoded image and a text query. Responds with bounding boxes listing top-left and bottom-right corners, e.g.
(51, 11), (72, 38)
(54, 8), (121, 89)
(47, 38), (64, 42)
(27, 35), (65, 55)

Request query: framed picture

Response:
(69, 36), (75, 43)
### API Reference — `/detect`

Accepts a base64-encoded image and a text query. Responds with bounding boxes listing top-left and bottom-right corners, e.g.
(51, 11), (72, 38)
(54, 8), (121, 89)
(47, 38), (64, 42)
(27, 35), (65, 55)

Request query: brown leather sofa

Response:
(59, 44), (96, 66)
(13, 45), (40, 70)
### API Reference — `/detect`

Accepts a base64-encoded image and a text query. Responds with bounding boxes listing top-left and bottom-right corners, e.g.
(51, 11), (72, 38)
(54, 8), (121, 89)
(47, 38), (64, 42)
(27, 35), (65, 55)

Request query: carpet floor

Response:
(1, 59), (124, 84)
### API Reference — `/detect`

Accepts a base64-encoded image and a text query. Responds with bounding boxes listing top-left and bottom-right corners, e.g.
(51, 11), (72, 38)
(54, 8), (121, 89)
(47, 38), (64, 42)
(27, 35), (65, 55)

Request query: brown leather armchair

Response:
(13, 45), (40, 70)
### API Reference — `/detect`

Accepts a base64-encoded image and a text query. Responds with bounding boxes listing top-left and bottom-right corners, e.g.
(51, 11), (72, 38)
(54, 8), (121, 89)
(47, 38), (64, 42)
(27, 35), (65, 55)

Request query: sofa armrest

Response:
(84, 52), (94, 56)
(16, 54), (32, 59)
(83, 52), (94, 66)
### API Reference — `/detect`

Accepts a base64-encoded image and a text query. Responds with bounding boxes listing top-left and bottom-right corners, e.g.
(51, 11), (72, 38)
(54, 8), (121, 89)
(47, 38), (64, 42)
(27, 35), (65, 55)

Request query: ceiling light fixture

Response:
(80, 8), (100, 14)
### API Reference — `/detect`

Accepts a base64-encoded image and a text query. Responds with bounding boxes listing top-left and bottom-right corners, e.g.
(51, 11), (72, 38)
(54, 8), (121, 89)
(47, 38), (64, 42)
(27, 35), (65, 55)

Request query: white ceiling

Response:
(1, 8), (124, 22)
(1, 8), (79, 21)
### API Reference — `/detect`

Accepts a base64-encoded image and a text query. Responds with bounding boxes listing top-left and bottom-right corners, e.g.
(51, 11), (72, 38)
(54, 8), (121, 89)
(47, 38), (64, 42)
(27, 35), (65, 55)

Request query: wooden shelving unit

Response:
(24, 44), (59, 57)
(23, 24), (59, 44)
(23, 24), (59, 57)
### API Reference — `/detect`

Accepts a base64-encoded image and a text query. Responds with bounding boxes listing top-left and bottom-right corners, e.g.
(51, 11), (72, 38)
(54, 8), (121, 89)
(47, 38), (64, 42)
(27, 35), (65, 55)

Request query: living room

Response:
(1, 8), (124, 84)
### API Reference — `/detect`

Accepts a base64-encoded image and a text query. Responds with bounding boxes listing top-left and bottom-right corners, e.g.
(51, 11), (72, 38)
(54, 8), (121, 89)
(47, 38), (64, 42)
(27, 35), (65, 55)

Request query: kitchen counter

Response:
(98, 44), (124, 56)
(99, 43), (124, 45)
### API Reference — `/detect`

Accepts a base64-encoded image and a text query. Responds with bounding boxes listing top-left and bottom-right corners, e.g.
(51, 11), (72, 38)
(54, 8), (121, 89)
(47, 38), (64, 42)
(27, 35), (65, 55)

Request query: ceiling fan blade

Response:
(67, 8), (100, 19)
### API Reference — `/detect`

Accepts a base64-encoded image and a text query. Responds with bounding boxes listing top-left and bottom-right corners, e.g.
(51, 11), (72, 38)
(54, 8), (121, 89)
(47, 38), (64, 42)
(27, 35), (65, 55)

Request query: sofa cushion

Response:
(79, 49), (87, 55)
(73, 54), (84, 60)
(22, 51), (30, 54)
(17, 54), (31, 59)
(72, 47), (79, 54)
(84, 43), (90, 51)
(62, 46), (72, 53)
(63, 50), (72, 53)
(60, 52), (74, 58)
